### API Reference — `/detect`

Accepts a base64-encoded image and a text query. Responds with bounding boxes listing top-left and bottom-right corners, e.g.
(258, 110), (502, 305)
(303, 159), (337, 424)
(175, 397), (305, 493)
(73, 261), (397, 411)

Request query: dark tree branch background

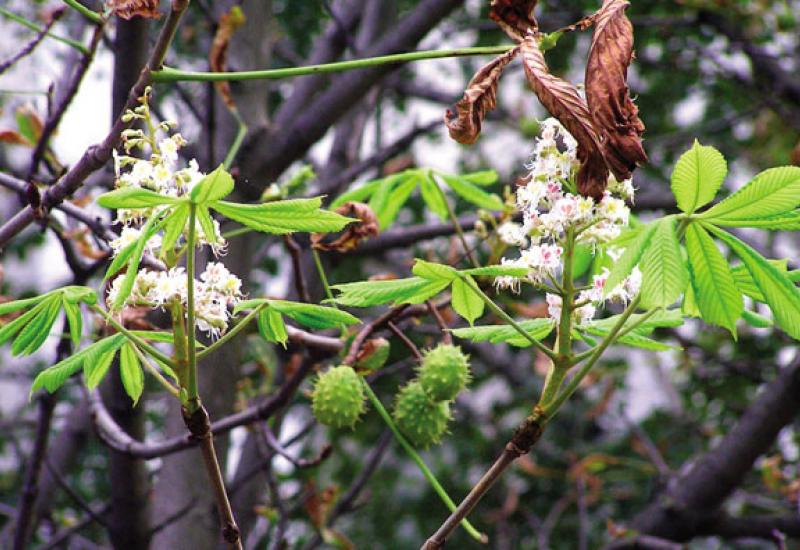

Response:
(1, 0), (800, 548)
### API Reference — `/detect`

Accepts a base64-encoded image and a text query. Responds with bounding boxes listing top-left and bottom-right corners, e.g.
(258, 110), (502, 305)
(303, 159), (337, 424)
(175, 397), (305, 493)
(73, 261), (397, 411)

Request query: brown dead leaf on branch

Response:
(489, 0), (538, 41)
(521, 36), (609, 199)
(585, 0), (647, 182)
(311, 202), (378, 253)
(445, 0), (647, 199)
(210, 6), (246, 110)
(106, 0), (161, 20)
(445, 47), (520, 145)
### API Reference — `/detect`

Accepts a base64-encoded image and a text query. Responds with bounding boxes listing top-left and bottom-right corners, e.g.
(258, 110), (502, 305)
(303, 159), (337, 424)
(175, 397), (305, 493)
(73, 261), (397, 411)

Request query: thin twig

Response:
(387, 320), (423, 361)
(284, 235), (311, 302)
(426, 300), (452, 345)
(0, 7), (64, 76)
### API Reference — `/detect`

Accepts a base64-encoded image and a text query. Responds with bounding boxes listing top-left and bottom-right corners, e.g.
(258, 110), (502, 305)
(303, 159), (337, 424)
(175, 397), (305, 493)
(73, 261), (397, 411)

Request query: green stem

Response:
(431, 171), (478, 268)
(223, 108), (247, 169)
(542, 295), (641, 417)
(185, 203), (199, 410)
(196, 305), (264, 361)
(312, 249), (336, 306)
(91, 305), (176, 369)
(152, 45), (515, 83)
(131, 343), (181, 398)
(61, 0), (103, 24)
(461, 275), (557, 361)
(360, 378), (487, 544)
(0, 7), (88, 54)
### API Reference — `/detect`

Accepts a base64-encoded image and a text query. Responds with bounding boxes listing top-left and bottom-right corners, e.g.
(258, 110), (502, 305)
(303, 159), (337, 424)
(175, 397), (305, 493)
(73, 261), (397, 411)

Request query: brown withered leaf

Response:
(106, 0), (161, 19)
(0, 130), (29, 146)
(210, 6), (246, 110)
(311, 202), (378, 253)
(521, 35), (609, 199)
(444, 46), (520, 145)
(585, 0), (647, 182)
(489, 0), (538, 42)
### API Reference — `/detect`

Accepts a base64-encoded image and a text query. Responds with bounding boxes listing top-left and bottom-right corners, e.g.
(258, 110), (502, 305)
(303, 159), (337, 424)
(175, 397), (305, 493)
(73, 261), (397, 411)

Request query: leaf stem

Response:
(91, 304), (176, 369)
(460, 276), (557, 361)
(223, 108), (247, 169)
(312, 248), (336, 306)
(61, 0), (103, 24)
(196, 305), (264, 361)
(131, 343), (181, 398)
(152, 45), (515, 83)
(360, 378), (487, 544)
(431, 171), (479, 268)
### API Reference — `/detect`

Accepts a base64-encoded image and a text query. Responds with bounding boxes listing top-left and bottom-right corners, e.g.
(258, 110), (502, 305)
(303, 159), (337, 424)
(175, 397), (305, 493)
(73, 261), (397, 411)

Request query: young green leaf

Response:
(329, 179), (383, 209)
(460, 170), (498, 186)
(62, 300), (83, 348)
(119, 342), (144, 404)
(685, 223), (741, 336)
(702, 210), (800, 230)
(741, 309), (773, 328)
(97, 186), (178, 209)
(196, 205), (219, 245)
(451, 318), (555, 347)
(12, 295), (61, 356)
(190, 164), (234, 203)
(462, 265), (531, 278)
(31, 335), (124, 395)
(419, 172), (449, 221)
(258, 308), (288, 347)
(412, 259), (457, 281)
(450, 275), (484, 325)
(377, 176), (418, 229)
(591, 309), (684, 335)
(581, 325), (679, 352)
(267, 300), (359, 329)
(731, 260), (788, 302)
(109, 214), (164, 310)
(639, 217), (688, 309)
(211, 197), (354, 234)
(439, 173), (503, 211)
(161, 203), (190, 256)
(331, 277), (450, 307)
(0, 295), (45, 316)
(85, 349), (118, 390)
(701, 166), (800, 221)
(670, 140), (727, 214)
(710, 226), (800, 340)
(603, 222), (659, 297)
(367, 176), (398, 223)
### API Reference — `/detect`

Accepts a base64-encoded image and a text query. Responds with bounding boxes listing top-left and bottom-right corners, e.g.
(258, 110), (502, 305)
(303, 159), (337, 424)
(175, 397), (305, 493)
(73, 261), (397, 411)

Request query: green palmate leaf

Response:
(0, 295), (45, 316)
(685, 223), (742, 336)
(97, 186), (178, 209)
(639, 217), (688, 309)
(591, 309), (684, 335)
(61, 286), (97, 305)
(581, 325), (679, 352)
(439, 173), (503, 211)
(603, 222), (659, 297)
(161, 203), (190, 256)
(190, 164), (234, 203)
(450, 275), (484, 325)
(412, 259), (457, 281)
(681, 281), (701, 317)
(32, 335), (124, 394)
(701, 166), (800, 221)
(367, 175), (399, 223)
(419, 172), (448, 221)
(258, 308), (288, 347)
(119, 342), (144, 404)
(451, 318), (555, 347)
(670, 140), (727, 214)
(12, 295), (61, 356)
(329, 179), (383, 209)
(62, 300), (82, 348)
(742, 309), (773, 328)
(84, 335), (126, 390)
(460, 170), (498, 186)
(377, 176), (418, 229)
(710, 226), (800, 340)
(110, 214), (164, 310)
(705, 210), (800, 230)
(731, 260), (788, 302)
(196, 205), (219, 245)
(462, 265), (530, 278)
(572, 243), (594, 279)
(211, 197), (354, 234)
(331, 277), (450, 307)
(0, 301), (46, 345)
(267, 300), (359, 329)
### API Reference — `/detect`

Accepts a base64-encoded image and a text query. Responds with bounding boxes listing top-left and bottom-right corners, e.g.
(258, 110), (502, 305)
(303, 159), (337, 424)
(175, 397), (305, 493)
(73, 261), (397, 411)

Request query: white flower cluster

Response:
(494, 118), (641, 325)
(107, 262), (243, 338)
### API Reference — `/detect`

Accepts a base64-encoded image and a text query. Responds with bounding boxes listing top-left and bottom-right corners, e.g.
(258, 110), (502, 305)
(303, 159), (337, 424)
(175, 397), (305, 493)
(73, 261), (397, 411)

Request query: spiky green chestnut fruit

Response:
(418, 344), (471, 402)
(393, 381), (451, 447)
(311, 365), (365, 429)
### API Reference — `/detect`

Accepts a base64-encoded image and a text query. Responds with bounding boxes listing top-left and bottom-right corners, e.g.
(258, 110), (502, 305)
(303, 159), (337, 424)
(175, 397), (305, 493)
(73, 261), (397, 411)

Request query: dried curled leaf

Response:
(311, 202), (378, 253)
(210, 6), (246, 110)
(444, 46), (519, 145)
(489, 0), (538, 41)
(106, 0), (161, 19)
(521, 35), (608, 199)
(585, 0), (647, 181)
